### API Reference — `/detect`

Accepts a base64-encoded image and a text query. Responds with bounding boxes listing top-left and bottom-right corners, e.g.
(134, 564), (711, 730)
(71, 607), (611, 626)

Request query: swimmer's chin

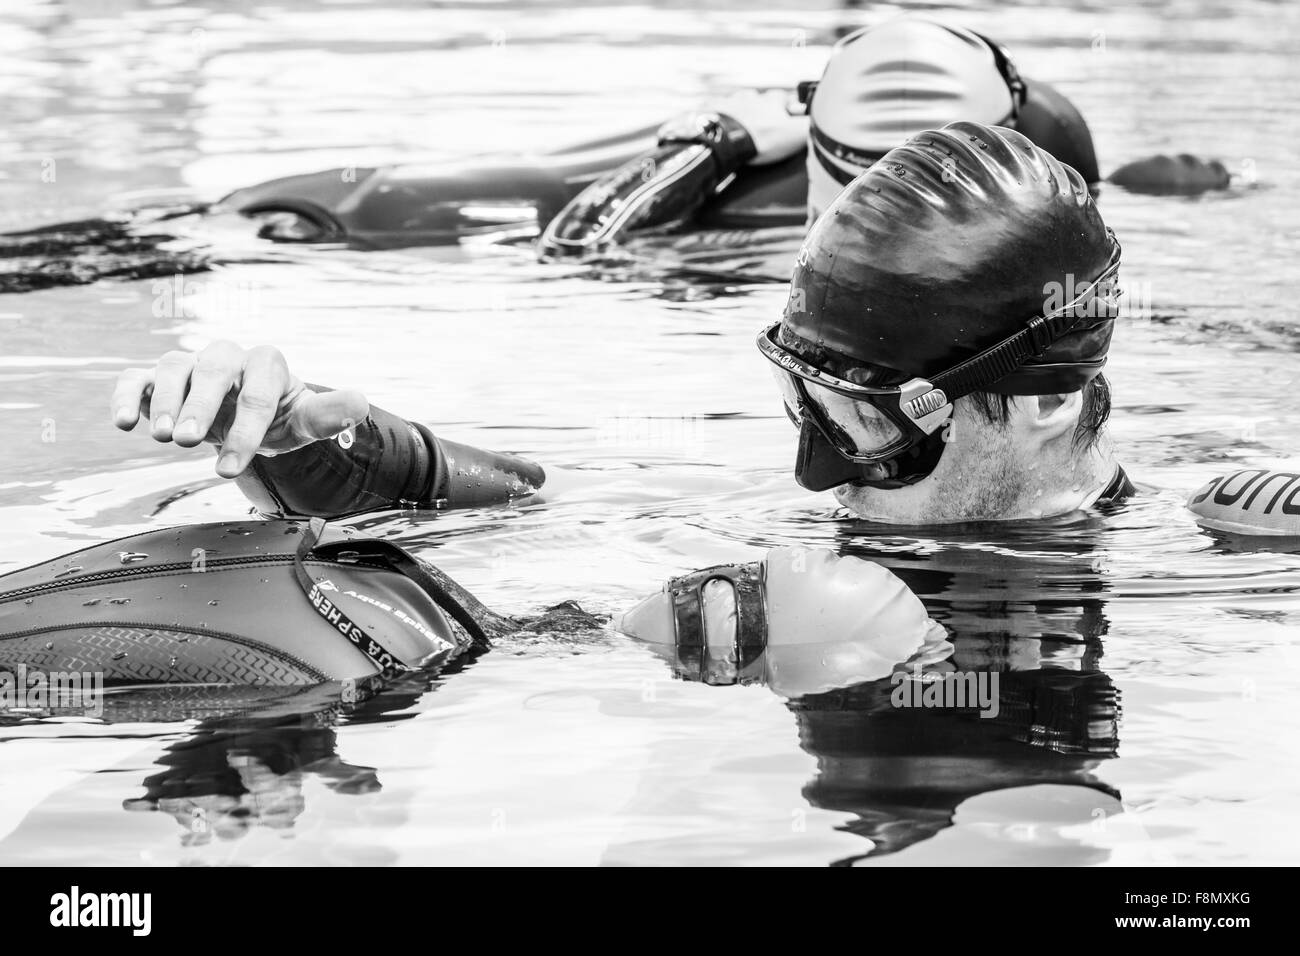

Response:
(833, 482), (1098, 525)
(832, 481), (962, 525)
(831, 482), (913, 523)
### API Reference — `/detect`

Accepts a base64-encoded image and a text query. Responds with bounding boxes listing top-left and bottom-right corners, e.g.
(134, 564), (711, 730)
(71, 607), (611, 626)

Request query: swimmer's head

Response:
(803, 17), (1022, 220)
(762, 122), (1122, 523)
(617, 547), (948, 697)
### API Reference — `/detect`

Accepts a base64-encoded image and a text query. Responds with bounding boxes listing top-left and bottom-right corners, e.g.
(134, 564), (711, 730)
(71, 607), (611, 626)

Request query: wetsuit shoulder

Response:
(1015, 78), (1101, 187)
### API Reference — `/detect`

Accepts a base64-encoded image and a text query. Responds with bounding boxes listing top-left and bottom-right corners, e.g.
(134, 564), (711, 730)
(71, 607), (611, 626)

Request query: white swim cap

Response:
(806, 17), (1018, 218)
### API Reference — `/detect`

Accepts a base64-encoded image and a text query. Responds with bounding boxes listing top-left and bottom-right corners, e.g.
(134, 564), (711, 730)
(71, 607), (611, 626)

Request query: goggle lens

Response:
(803, 380), (905, 456)
(771, 366), (909, 458)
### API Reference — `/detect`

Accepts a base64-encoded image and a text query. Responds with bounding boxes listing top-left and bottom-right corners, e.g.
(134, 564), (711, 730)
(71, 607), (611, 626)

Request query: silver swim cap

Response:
(806, 17), (1017, 218)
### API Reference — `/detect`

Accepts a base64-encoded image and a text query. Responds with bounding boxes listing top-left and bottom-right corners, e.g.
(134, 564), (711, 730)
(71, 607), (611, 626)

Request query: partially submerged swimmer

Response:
(537, 16), (1231, 256)
(204, 18), (1233, 254)
(101, 123), (1277, 538)
(755, 121), (1285, 534)
(0, 541), (1121, 863)
(0, 17), (1233, 294)
(759, 120), (1131, 523)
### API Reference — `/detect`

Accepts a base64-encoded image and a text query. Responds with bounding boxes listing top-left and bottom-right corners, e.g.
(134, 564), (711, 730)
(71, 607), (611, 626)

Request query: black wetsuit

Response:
(1096, 465), (1136, 505)
(237, 398), (544, 519)
(216, 78), (1100, 250)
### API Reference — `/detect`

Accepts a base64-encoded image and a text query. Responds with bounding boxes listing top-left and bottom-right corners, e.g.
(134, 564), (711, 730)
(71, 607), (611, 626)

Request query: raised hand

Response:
(111, 341), (369, 478)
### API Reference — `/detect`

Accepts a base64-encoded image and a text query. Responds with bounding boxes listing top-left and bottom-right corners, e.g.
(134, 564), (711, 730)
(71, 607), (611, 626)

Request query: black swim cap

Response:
(783, 121), (1117, 395)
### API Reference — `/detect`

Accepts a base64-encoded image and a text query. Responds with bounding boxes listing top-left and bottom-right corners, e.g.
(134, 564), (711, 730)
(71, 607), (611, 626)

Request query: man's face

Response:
(828, 394), (1098, 524)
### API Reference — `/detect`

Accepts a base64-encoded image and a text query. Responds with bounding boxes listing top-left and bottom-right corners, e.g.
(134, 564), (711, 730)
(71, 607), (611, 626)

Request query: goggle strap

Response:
(666, 562), (768, 684)
(931, 324), (1045, 401)
(809, 124), (889, 182)
(931, 241), (1121, 402)
(970, 31), (1027, 117)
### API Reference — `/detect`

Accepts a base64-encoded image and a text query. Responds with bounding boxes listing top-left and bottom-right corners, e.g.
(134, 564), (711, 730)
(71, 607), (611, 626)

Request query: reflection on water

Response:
(115, 670), (454, 847)
(0, 664), (472, 861)
(794, 665), (1121, 864)
(2, 0), (1300, 865)
(818, 522), (1125, 862)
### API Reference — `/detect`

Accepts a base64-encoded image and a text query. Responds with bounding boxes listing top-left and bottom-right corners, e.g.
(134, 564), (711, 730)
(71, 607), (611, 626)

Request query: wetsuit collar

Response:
(1094, 464), (1135, 505)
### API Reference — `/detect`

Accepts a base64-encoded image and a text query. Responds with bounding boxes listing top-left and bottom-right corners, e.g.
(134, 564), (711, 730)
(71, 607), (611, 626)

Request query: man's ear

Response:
(1012, 392), (1082, 447)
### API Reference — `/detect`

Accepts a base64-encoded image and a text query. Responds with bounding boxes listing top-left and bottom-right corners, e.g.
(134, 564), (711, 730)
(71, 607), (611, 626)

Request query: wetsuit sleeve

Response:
(234, 388), (545, 518)
(537, 90), (809, 255)
(537, 113), (756, 257)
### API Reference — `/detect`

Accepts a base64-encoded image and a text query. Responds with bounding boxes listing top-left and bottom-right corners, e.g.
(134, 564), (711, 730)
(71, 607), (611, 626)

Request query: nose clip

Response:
(665, 561), (768, 685)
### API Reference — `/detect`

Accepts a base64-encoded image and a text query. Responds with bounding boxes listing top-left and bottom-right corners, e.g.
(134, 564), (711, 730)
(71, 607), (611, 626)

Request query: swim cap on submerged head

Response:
(763, 121), (1122, 491)
(804, 18), (1022, 218)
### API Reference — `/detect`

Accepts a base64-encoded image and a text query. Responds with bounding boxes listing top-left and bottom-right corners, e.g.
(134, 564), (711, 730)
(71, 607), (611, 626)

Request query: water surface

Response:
(1, 0), (1299, 865)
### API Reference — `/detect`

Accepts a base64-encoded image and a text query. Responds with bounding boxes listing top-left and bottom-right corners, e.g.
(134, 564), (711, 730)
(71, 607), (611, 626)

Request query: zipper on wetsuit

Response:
(0, 553), (346, 606)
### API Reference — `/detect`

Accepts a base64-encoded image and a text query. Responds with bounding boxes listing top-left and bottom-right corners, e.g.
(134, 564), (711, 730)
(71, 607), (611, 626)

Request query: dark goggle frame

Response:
(758, 233), (1123, 465)
(759, 326), (953, 463)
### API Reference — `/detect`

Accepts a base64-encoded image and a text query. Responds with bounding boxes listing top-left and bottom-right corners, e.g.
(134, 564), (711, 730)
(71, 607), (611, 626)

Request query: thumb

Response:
(293, 388), (370, 442)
